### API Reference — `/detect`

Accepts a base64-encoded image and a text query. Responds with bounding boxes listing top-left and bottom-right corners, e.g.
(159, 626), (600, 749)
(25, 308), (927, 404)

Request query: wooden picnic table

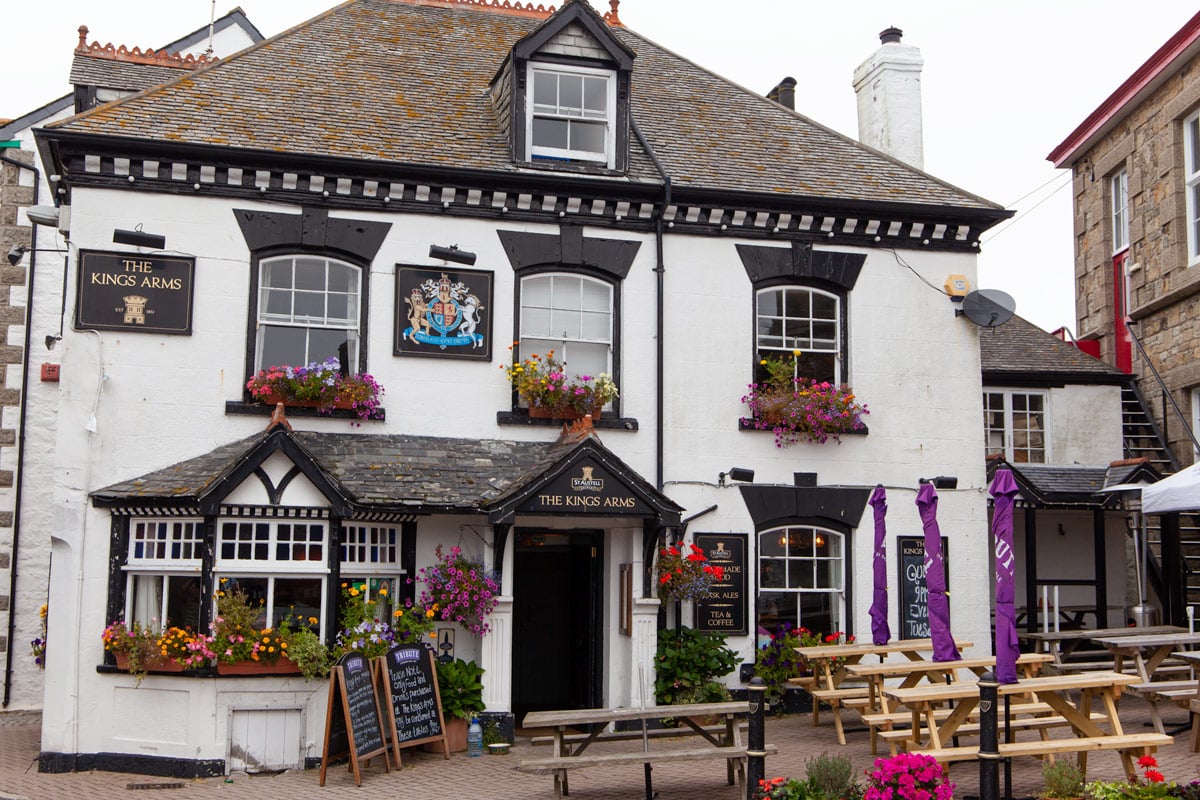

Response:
(519, 701), (756, 798)
(1173, 651), (1200, 751)
(794, 638), (972, 745)
(883, 671), (1172, 777)
(1089, 632), (1200, 733)
(1020, 625), (1184, 670)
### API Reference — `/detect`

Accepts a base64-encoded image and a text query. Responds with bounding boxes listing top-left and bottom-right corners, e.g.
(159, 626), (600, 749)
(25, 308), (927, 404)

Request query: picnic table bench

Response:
(520, 701), (768, 798)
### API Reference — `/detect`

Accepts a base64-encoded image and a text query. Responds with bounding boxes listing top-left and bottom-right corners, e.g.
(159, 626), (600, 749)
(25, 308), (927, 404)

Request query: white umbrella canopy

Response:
(1142, 462), (1200, 514)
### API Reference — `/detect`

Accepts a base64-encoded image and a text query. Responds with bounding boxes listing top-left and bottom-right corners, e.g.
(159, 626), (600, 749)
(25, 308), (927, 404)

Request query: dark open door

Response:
(512, 530), (602, 720)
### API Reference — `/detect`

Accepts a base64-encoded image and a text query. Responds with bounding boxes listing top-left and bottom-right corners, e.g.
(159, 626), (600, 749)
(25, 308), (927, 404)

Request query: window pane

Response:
(583, 77), (607, 115)
(533, 118), (569, 150)
(551, 276), (582, 308)
(533, 71), (557, 110)
(294, 258), (326, 291)
(759, 532), (785, 558)
(550, 309), (581, 339)
(130, 575), (164, 627)
(294, 291), (325, 321)
(559, 74), (583, 111)
(524, 277), (552, 306)
(757, 291), (780, 316)
(783, 290), (811, 317)
(812, 321), (837, 346)
(1190, 116), (1200, 174)
(812, 293), (837, 320)
(263, 259), (293, 289)
(581, 279), (610, 312)
(760, 558), (786, 588)
(263, 289), (292, 317)
(273, 578), (323, 631)
(580, 310), (611, 341)
(328, 264), (353, 294)
(758, 591), (796, 632)
(791, 561), (813, 589)
(223, 577), (269, 628)
(166, 576), (204, 631)
(521, 307), (551, 337)
(564, 342), (608, 380)
(259, 326), (307, 369)
(799, 593), (838, 634)
(784, 319), (812, 346)
(309, 328), (353, 365)
(569, 120), (606, 154)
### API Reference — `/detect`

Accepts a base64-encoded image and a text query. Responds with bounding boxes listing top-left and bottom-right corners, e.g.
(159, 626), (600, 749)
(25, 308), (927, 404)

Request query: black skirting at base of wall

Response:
(39, 751), (225, 778)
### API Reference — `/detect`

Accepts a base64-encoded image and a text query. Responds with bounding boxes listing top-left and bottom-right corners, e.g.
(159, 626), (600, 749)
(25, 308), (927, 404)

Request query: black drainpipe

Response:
(630, 120), (671, 490)
(1, 151), (40, 708)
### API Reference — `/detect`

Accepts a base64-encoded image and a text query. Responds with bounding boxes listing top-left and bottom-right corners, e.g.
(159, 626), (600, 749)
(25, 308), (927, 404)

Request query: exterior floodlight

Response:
(429, 244), (477, 265)
(919, 476), (958, 489)
(719, 467), (755, 486)
(113, 228), (166, 249)
(25, 205), (61, 227)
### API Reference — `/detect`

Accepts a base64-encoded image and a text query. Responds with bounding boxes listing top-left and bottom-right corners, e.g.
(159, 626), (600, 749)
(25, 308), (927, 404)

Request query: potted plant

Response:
(417, 545), (500, 637)
(1039, 759), (1086, 800)
(102, 619), (165, 684)
(864, 753), (955, 800)
(246, 357), (383, 422)
(655, 542), (724, 604)
(654, 626), (740, 723)
(741, 352), (868, 447)
(502, 347), (618, 419)
(428, 658), (485, 752)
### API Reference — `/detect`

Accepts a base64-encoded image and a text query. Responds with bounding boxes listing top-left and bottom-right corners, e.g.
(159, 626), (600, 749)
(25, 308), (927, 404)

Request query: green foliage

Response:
(805, 752), (860, 800)
(285, 627), (330, 681)
(757, 777), (815, 800)
(436, 658), (485, 721)
(654, 626), (740, 706)
(1040, 759), (1086, 799)
(1084, 755), (1173, 800)
(755, 625), (805, 706)
(481, 718), (505, 746)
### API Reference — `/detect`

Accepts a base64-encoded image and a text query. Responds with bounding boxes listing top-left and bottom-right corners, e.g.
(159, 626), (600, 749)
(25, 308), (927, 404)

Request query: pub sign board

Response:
(75, 250), (195, 334)
(394, 265), (492, 360)
(897, 535), (950, 640)
(516, 457), (652, 516)
(695, 533), (747, 635)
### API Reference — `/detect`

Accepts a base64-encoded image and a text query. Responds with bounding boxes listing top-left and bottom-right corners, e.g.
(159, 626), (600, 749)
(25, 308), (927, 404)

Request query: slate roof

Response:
(69, 56), (198, 94)
(45, 0), (1002, 212)
(986, 457), (1148, 508)
(980, 314), (1123, 382)
(93, 429), (563, 511)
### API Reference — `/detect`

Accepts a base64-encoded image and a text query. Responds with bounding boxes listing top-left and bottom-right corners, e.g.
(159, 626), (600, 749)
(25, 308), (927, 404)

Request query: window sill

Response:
(497, 410), (638, 431)
(225, 401), (386, 422)
(738, 419), (868, 437)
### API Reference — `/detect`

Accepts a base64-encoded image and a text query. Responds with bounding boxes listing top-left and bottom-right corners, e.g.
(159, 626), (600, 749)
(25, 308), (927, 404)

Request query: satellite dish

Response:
(959, 289), (1015, 328)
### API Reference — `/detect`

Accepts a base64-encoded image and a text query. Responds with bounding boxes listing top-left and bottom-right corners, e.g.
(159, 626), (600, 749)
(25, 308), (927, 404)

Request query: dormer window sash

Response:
(526, 62), (616, 167)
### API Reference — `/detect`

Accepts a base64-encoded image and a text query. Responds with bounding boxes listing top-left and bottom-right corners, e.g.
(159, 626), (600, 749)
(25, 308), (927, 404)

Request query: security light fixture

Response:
(718, 467), (755, 486)
(429, 244), (477, 265)
(113, 228), (166, 250)
(919, 476), (958, 489)
(45, 335), (62, 351)
(25, 205), (61, 228)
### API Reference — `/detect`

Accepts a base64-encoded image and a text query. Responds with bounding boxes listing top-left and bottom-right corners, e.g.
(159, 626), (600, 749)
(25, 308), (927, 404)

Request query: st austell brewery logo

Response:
(571, 466), (605, 493)
(402, 273), (485, 350)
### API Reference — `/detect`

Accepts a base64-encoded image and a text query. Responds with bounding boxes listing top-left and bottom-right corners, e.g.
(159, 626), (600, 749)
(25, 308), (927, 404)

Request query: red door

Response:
(1113, 251), (1132, 373)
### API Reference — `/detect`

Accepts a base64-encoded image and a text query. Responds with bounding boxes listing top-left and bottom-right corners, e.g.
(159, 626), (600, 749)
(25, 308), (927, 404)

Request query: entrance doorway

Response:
(512, 530), (603, 720)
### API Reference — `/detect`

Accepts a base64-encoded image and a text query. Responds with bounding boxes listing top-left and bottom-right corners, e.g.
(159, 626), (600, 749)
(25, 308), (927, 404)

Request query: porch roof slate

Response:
(45, 0), (1003, 213)
(980, 315), (1122, 382)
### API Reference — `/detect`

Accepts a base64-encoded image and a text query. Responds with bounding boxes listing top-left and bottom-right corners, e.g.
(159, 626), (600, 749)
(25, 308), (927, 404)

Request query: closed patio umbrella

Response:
(989, 468), (1020, 684)
(868, 485), (891, 645)
(915, 483), (960, 662)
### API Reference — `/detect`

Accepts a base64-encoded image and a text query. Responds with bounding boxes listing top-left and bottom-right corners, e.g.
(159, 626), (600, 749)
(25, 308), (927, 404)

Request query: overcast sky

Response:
(3, 1), (1195, 334)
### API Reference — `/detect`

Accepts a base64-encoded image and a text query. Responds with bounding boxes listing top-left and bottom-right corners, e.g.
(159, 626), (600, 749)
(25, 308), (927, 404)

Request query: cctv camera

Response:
(6, 245), (26, 267)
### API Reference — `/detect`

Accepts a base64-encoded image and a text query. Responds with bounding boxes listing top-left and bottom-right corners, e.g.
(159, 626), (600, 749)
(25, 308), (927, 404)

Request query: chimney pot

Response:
(879, 26), (903, 44)
(767, 76), (798, 110)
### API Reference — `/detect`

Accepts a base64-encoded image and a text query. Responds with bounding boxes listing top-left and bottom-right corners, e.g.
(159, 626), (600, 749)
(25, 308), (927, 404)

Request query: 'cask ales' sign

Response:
(695, 533), (747, 635)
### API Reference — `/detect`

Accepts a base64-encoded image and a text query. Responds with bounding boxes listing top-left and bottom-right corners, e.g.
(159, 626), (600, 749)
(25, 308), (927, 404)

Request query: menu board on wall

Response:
(319, 652), (389, 786)
(694, 533), (748, 635)
(378, 644), (448, 763)
(897, 536), (950, 640)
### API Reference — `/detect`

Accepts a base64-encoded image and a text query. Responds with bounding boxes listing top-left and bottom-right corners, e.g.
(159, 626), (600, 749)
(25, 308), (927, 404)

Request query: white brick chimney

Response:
(852, 27), (924, 170)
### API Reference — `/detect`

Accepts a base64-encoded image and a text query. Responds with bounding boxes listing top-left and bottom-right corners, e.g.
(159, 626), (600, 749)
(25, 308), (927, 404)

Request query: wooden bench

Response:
(914, 733), (1173, 778)
(1190, 698), (1199, 752)
(809, 685), (871, 744)
(529, 724), (742, 754)
(518, 743), (779, 799)
(1127, 679), (1199, 732)
(877, 712), (1108, 755)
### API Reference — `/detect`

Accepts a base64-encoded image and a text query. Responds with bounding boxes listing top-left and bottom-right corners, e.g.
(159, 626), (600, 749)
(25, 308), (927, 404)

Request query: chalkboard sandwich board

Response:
(319, 652), (390, 787)
(897, 536), (950, 640)
(377, 644), (449, 764)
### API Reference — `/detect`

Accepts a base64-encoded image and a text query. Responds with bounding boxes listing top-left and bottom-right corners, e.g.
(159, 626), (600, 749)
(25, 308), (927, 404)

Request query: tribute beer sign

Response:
(695, 533), (747, 635)
(75, 250), (195, 334)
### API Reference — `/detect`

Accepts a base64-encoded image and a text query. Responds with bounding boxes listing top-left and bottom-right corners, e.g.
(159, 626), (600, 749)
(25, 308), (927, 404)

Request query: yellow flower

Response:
(792, 349), (802, 357)
(307, 616), (318, 625)
(349, 588), (359, 597)
(280, 642), (287, 650)
(394, 609), (404, 618)
(425, 609), (435, 619)
(378, 588), (388, 597)
(759, 359), (767, 366)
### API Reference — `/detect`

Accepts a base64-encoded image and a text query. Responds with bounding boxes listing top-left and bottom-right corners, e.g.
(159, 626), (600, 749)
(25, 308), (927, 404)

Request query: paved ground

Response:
(0, 699), (1197, 799)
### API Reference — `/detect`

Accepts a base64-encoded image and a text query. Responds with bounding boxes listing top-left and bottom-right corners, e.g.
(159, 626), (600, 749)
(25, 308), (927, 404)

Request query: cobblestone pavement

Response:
(1, 700), (1197, 800)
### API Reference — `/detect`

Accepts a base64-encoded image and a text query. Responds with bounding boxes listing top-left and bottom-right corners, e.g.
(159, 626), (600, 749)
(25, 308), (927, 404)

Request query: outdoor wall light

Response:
(113, 228), (166, 250)
(919, 476), (959, 489)
(429, 244), (477, 265)
(6, 244), (66, 266)
(718, 467), (755, 486)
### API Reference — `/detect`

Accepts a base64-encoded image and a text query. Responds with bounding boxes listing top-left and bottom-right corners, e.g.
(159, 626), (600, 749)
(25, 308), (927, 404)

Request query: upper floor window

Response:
(519, 273), (614, 401)
(255, 255), (362, 371)
(984, 390), (1047, 463)
(527, 64), (615, 167)
(1111, 168), (1129, 254)
(755, 286), (842, 385)
(1185, 111), (1200, 265)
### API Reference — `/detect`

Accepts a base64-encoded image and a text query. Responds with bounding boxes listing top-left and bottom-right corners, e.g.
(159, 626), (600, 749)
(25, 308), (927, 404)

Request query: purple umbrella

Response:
(868, 485), (891, 645)
(915, 483), (960, 662)
(989, 469), (1020, 683)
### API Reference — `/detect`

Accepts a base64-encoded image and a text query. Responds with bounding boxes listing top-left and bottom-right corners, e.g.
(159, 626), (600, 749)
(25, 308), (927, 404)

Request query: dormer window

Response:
(528, 63), (615, 166)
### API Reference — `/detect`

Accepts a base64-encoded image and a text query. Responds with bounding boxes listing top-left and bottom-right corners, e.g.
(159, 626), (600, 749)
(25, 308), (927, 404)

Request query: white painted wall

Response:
(27, 183), (989, 764)
(1048, 384), (1123, 465)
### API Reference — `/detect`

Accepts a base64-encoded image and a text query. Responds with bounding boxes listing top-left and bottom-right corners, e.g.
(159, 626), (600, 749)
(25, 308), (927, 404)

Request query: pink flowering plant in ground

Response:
(863, 752), (955, 800)
(417, 545), (501, 637)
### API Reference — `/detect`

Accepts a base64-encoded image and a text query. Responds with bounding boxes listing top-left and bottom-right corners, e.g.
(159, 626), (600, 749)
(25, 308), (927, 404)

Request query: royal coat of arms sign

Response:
(394, 266), (493, 360)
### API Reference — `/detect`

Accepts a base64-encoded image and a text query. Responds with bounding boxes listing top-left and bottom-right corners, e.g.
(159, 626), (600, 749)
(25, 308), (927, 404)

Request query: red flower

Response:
(1144, 770), (1164, 784)
(1137, 755), (1158, 768)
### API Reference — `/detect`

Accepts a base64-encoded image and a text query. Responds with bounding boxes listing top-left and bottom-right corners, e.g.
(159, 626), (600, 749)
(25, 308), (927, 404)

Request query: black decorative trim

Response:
(251, 465), (302, 505)
(496, 410), (639, 430)
(219, 505), (330, 519)
(497, 226), (640, 278)
(233, 207), (391, 263)
(224, 400), (386, 421)
(39, 751), (225, 778)
(736, 242), (866, 291)
(737, 485), (872, 533)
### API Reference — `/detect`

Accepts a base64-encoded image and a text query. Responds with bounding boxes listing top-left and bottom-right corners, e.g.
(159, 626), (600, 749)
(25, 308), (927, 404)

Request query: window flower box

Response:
(503, 348), (617, 420)
(246, 358), (383, 422)
(741, 353), (867, 447)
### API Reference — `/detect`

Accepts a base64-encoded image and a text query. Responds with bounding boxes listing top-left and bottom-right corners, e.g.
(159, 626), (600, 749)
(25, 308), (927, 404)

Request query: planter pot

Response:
(527, 404), (601, 421)
(215, 658), (301, 676)
(259, 391), (354, 411)
(426, 717), (468, 753)
(114, 653), (185, 674)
